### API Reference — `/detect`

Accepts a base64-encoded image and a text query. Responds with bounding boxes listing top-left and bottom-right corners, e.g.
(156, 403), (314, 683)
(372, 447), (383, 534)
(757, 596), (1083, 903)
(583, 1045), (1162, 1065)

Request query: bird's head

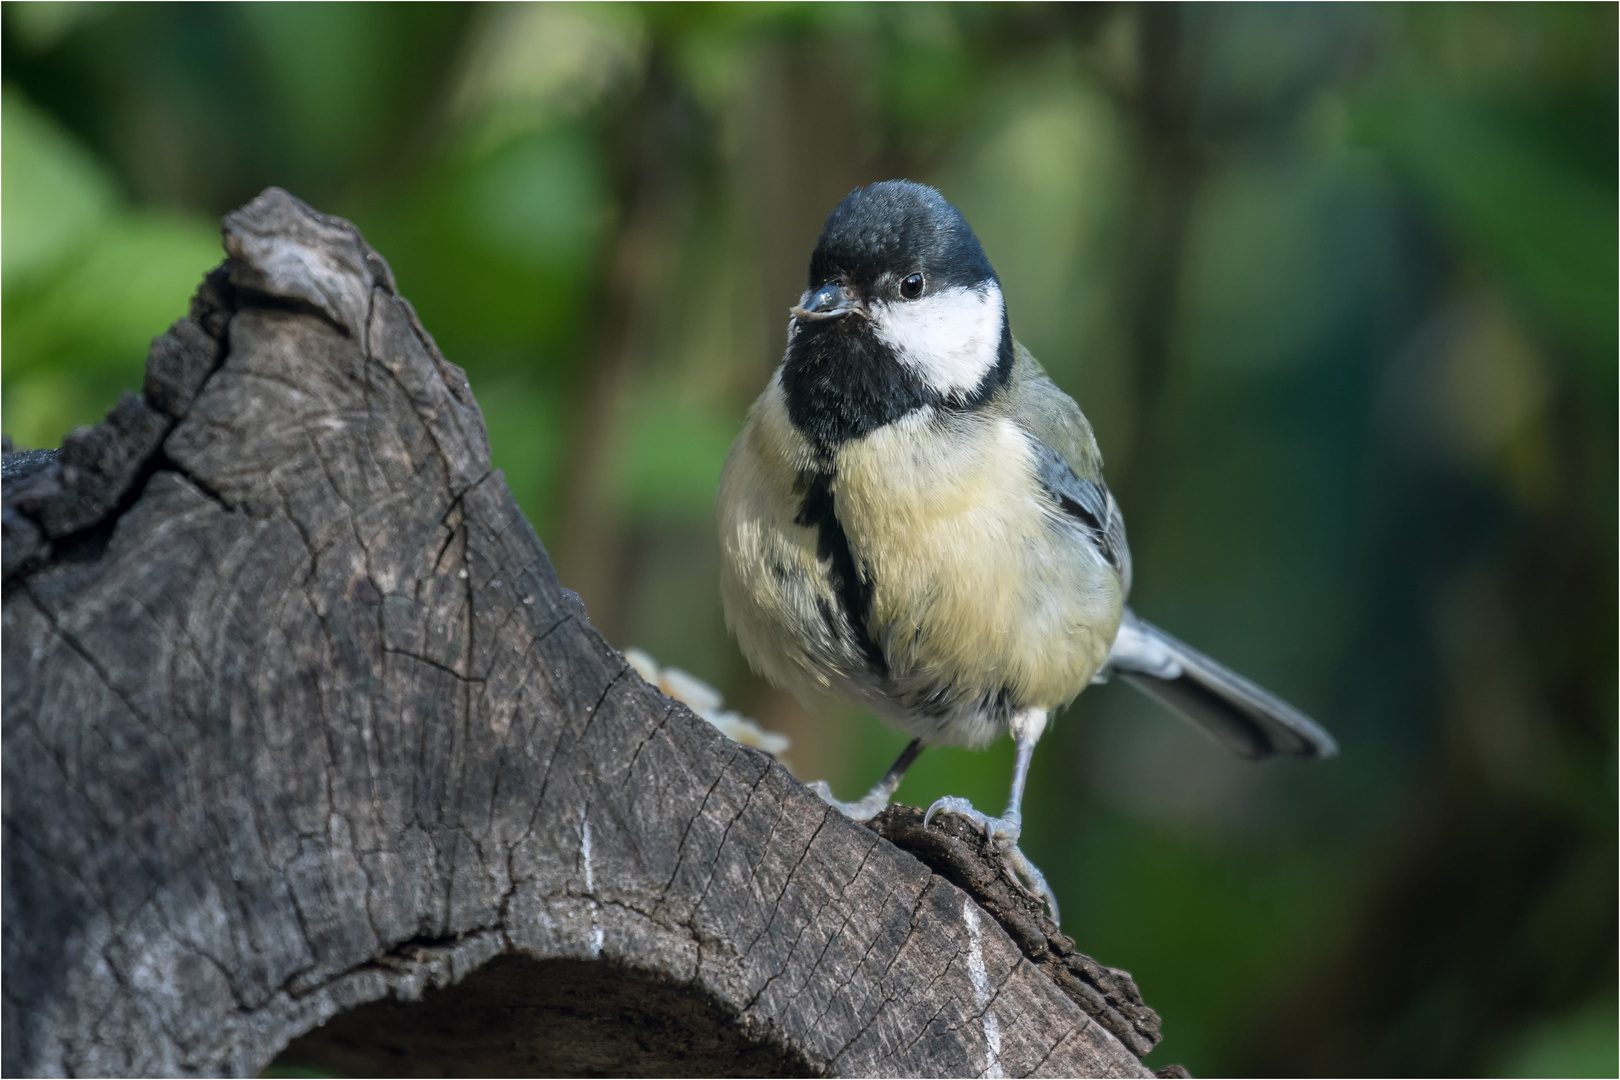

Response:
(782, 180), (1013, 450)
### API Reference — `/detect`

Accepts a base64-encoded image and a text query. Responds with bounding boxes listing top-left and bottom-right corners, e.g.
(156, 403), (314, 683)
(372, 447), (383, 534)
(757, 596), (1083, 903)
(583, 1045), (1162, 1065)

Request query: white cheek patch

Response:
(871, 283), (1005, 398)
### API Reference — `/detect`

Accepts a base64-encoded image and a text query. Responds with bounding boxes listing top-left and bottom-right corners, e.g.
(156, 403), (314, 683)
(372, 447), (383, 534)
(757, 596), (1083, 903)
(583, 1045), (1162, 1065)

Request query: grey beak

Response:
(790, 282), (861, 322)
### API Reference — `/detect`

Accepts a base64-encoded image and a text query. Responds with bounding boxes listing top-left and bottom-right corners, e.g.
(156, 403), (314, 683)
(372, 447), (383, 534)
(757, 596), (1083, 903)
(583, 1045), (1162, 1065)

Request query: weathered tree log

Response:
(2, 189), (1167, 1078)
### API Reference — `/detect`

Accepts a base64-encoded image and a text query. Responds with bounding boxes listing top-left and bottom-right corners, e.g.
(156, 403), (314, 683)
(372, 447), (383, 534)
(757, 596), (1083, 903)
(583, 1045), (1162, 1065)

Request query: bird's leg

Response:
(809, 737), (923, 822)
(925, 709), (1060, 923)
(925, 710), (1044, 842)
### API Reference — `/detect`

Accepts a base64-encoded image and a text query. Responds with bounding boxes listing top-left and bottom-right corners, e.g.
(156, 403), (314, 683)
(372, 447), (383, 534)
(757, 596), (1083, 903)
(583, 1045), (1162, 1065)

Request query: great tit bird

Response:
(718, 180), (1336, 921)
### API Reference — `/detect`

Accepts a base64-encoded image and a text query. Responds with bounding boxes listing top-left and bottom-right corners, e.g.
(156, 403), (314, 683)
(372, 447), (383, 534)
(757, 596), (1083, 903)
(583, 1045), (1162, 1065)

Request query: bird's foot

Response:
(808, 780), (891, 823)
(924, 796), (1061, 925)
(924, 794), (1020, 841)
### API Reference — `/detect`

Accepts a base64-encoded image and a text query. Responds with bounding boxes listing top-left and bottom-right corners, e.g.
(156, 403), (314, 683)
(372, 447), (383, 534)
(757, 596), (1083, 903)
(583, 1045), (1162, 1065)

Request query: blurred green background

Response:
(3, 3), (1614, 1075)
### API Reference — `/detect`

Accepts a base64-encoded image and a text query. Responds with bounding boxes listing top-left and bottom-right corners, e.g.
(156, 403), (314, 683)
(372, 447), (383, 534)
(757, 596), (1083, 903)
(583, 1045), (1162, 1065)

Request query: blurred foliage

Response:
(3, 3), (1613, 1076)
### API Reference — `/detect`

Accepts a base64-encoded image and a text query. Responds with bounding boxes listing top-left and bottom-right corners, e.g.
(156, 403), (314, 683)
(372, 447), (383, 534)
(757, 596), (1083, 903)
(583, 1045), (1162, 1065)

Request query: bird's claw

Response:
(998, 844), (1060, 926)
(808, 779), (889, 823)
(924, 795), (1020, 843)
(924, 796), (1061, 925)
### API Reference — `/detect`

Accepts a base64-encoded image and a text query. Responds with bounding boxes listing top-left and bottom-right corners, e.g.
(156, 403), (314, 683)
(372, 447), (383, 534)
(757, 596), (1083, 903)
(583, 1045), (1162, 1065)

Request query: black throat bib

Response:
(781, 318), (1013, 454)
(781, 322), (934, 453)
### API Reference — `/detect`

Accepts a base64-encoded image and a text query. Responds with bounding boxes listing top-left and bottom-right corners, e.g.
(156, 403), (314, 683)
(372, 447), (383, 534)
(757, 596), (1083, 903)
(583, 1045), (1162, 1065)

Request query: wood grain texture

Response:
(2, 188), (1156, 1078)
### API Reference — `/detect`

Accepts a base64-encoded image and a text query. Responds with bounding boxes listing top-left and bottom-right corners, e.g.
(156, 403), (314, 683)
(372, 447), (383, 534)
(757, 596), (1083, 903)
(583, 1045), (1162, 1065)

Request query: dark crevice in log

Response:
(228, 285), (354, 337)
(273, 955), (819, 1078)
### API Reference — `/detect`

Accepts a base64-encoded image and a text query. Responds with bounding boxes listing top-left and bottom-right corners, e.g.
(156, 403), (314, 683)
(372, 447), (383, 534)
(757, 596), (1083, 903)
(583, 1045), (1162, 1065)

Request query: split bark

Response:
(2, 189), (1169, 1078)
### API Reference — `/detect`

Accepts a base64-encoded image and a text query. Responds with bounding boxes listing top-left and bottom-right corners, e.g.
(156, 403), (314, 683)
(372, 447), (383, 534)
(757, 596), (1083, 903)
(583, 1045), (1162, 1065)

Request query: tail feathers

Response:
(1104, 609), (1338, 760)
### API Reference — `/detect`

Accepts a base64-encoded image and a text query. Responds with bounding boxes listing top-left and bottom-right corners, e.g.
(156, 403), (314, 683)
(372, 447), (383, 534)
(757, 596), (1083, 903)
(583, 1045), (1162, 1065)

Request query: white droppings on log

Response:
(580, 807), (603, 959)
(964, 899), (1005, 1079)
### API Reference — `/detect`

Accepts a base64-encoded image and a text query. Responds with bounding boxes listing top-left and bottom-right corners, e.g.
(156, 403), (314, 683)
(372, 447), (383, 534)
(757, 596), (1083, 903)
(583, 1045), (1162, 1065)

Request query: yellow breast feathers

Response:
(834, 407), (1124, 716)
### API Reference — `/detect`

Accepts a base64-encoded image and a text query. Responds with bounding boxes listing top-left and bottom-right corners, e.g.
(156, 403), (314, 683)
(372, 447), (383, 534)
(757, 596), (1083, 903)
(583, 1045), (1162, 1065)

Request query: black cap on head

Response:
(809, 181), (996, 295)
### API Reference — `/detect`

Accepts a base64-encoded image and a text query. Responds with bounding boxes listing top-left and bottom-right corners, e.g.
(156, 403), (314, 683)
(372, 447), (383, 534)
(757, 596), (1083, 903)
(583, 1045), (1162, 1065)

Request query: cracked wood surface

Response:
(1, 188), (1155, 1079)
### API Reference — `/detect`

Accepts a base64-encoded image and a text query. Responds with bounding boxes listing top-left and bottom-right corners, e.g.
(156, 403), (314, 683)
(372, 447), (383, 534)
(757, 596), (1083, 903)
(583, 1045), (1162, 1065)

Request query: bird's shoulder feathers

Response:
(998, 343), (1105, 480)
(996, 343), (1131, 590)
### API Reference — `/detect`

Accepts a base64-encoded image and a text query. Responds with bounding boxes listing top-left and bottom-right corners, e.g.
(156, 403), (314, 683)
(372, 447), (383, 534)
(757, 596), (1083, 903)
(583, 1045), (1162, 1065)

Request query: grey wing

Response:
(1104, 609), (1339, 759)
(1030, 440), (1132, 592)
(1005, 348), (1334, 761)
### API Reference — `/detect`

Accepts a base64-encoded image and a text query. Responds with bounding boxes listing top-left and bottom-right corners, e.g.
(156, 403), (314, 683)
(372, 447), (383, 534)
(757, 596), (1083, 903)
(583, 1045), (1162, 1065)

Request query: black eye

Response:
(899, 272), (924, 300)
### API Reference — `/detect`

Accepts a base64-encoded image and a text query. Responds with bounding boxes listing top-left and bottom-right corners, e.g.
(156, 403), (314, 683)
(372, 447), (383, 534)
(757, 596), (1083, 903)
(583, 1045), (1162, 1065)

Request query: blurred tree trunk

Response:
(1103, 4), (1205, 497)
(553, 46), (708, 641)
(1, 189), (1170, 1078)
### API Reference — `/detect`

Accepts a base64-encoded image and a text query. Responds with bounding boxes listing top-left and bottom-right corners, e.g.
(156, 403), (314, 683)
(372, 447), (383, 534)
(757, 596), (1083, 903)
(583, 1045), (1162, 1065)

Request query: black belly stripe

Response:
(795, 471), (888, 677)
